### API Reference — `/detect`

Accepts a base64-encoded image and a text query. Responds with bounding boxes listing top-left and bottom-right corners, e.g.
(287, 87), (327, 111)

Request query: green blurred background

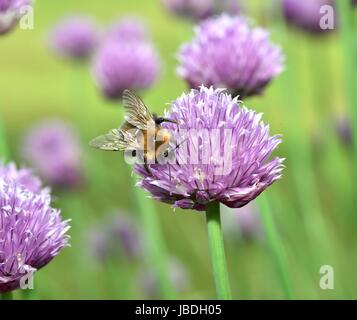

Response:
(0, 0), (355, 299)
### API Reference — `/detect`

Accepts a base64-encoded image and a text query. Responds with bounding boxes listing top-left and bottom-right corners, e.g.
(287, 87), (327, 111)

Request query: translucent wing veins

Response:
(122, 89), (154, 130)
(89, 129), (140, 151)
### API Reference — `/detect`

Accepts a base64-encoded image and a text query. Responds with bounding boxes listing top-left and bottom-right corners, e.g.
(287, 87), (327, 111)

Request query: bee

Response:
(89, 89), (178, 174)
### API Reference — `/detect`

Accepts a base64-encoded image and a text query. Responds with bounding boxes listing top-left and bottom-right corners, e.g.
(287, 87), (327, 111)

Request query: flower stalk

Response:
(134, 186), (174, 299)
(0, 115), (8, 161)
(272, 1), (334, 281)
(206, 201), (232, 300)
(257, 193), (293, 299)
(336, 0), (357, 203)
(0, 292), (13, 300)
(0, 98), (8, 161)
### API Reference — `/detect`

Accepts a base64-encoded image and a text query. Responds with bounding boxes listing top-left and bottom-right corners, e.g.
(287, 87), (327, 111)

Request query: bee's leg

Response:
(144, 159), (153, 176)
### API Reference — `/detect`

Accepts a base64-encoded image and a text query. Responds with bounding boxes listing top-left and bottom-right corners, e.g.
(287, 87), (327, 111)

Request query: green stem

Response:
(0, 100), (9, 161)
(72, 64), (89, 137)
(336, 0), (357, 151)
(206, 201), (232, 300)
(257, 194), (294, 299)
(336, 0), (357, 207)
(21, 289), (35, 300)
(274, 4), (334, 273)
(133, 185), (175, 299)
(0, 292), (13, 300)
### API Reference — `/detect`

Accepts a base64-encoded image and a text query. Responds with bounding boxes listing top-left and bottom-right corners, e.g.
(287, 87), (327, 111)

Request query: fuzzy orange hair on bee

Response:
(89, 89), (177, 173)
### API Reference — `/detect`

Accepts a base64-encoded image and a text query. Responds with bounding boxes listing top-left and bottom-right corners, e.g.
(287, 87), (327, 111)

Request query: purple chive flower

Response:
(0, 0), (32, 35)
(22, 120), (83, 189)
(178, 15), (284, 99)
(105, 17), (148, 43)
(138, 258), (189, 299)
(135, 87), (284, 211)
(222, 202), (262, 240)
(162, 0), (241, 21)
(282, 0), (335, 34)
(0, 178), (70, 293)
(92, 40), (160, 100)
(49, 16), (98, 61)
(0, 162), (43, 193)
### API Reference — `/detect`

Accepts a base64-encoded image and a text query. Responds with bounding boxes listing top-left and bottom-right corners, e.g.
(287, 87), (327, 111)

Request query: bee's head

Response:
(154, 117), (165, 125)
(157, 118), (178, 126)
(153, 113), (178, 126)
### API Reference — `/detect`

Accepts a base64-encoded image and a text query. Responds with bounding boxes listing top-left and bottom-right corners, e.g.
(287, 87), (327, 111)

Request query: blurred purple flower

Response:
(49, 16), (99, 61)
(335, 116), (353, 147)
(222, 202), (262, 240)
(88, 230), (110, 261)
(178, 15), (284, 98)
(0, 178), (70, 293)
(0, 0), (32, 35)
(0, 162), (43, 193)
(136, 86), (284, 211)
(162, 0), (241, 21)
(138, 257), (189, 298)
(22, 120), (83, 189)
(282, 0), (335, 34)
(111, 215), (142, 260)
(88, 212), (142, 262)
(92, 40), (160, 100)
(105, 17), (148, 43)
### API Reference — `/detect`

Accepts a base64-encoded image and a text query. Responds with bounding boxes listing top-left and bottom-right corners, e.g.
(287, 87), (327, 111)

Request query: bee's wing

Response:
(122, 89), (155, 130)
(120, 121), (136, 131)
(89, 129), (140, 151)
